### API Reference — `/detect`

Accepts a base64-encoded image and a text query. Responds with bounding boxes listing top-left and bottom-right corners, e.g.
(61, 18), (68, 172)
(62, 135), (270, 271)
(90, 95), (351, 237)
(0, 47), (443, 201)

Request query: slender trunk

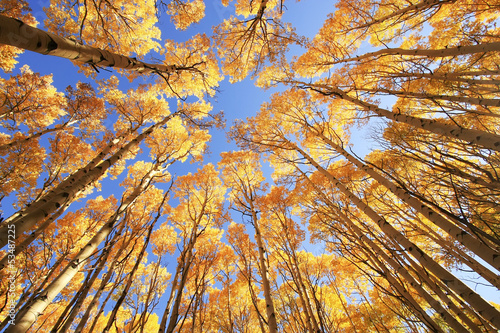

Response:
(347, 217), (476, 333)
(314, 130), (500, 270)
(275, 216), (319, 332)
(102, 221), (155, 333)
(163, 242), (195, 333)
(56, 233), (119, 333)
(73, 224), (130, 333)
(327, 274), (359, 332)
(392, 236), (497, 333)
(304, 170), (473, 333)
(357, 242), (446, 332)
(50, 253), (103, 333)
(0, 253), (66, 332)
(330, 42), (500, 64)
(345, 0), (455, 32)
(288, 140), (500, 329)
(398, 145), (500, 191)
(247, 199), (278, 333)
(138, 255), (163, 333)
(302, 82), (500, 152)
(6, 166), (163, 333)
(6, 215), (121, 333)
(0, 201), (71, 271)
(286, 254), (319, 332)
(159, 223), (204, 333)
(387, 201), (500, 289)
(158, 263), (181, 332)
(383, 72), (500, 86)
(102, 189), (169, 333)
(0, 113), (176, 249)
(86, 273), (123, 333)
(0, 15), (177, 74)
(389, 171), (500, 248)
(357, 86), (500, 107)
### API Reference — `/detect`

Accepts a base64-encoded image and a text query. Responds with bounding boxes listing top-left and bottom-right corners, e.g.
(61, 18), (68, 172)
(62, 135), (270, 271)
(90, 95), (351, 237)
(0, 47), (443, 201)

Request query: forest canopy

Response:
(0, 0), (500, 332)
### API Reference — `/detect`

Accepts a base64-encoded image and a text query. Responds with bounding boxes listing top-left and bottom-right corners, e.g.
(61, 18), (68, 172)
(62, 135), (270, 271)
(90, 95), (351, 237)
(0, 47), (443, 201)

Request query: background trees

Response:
(1, 0), (499, 332)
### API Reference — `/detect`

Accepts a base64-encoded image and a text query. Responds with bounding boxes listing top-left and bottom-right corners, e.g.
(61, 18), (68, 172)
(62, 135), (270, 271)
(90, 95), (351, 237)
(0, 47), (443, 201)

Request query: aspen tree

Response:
(300, 168), (493, 332)
(258, 186), (322, 333)
(263, 89), (500, 269)
(0, 111), (179, 249)
(290, 141), (500, 330)
(292, 82), (500, 152)
(231, 109), (500, 330)
(0, 15), (177, 75)
(6, 161), (169, 333)
(218, 150), (279, 333)
(158, 164), (226, 333)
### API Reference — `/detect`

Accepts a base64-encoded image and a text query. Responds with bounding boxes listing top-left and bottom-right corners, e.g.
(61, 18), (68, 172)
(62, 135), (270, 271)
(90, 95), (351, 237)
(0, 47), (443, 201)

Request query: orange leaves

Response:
(65, 82), (107, 136)
(145, 115), (210, 163)
(167, 0), (206, 31)
(162, 34), (222, 98)
(1, 66), (66, 130)
(43, 0), (161, 62)
(152, 223), (178, 256)
(219, 150), (266, 206)
(213, 0), (297, 82)
(101, 79), (169, 132)
(170, 163), (227, 230)
(0, 136), (45, 202)
(0, 0), (37, 71)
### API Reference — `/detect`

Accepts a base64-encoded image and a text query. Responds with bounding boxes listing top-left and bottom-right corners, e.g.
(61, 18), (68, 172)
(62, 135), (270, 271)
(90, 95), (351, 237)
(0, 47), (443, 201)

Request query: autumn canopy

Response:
(0, 0), (500, 332)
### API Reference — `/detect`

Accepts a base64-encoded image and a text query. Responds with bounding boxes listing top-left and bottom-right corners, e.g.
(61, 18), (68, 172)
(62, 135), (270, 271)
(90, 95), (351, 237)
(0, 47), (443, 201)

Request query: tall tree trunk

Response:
(0, 201), (71, 271)
(0, 113), (177, 249)
(73, 222), (132, 333)
(303, 170), (475, 333)
(49, 250), (108, 333)
(102, 190), (168, 333)
(159, 222), (205, 333)
(314, 130), (500, 270)
(0, 15), (177, 74)
(355, 86), (500, 107)
(287, 140), (500, 330)
(246, 198), (278, 333)
(55, 228), (123, 333)
(345, 0), (455, 32)
(381, 72), (500, 87)
(162, 238), (196, 333)
(5, 165), (163, 333)
(356, 241), (446, 332)
(102, 222), (155, 333)
(297, 81), (500, 152)
(328, 42), (500, 64)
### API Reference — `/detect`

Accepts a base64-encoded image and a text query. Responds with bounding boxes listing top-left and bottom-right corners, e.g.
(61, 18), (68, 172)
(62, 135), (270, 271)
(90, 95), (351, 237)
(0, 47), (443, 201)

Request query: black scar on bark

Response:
(47, 38), (58, 52)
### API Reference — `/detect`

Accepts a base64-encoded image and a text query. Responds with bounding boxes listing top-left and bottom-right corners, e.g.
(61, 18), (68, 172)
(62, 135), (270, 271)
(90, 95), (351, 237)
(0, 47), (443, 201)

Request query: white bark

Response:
(0, 15), (176, 74)
(288, 140), (500, 330)
(5, 166), (162, 333)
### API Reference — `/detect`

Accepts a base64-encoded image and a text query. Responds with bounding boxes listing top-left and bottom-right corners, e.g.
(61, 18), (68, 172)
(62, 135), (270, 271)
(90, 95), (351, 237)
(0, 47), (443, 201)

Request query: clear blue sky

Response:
(6, 0), (497, 320)
(3, 0), (344, 209)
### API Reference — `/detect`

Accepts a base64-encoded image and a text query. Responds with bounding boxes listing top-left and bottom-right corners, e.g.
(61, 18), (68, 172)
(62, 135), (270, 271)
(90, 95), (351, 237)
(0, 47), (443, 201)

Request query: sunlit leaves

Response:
(167, 0), (206, 31)
(0, 0), (37, 71)
(44, 0), (161, 68)
(162, 34), (222, 98)
(1, 0), (500, 331)
(214, 0), (299, 82)
(1, 66), (66, 130)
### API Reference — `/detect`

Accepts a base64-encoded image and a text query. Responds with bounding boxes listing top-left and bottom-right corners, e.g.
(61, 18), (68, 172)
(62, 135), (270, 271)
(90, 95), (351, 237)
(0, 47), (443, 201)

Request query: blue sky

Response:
(1, 0), (348, 213)
(5, 0), (498, 326)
